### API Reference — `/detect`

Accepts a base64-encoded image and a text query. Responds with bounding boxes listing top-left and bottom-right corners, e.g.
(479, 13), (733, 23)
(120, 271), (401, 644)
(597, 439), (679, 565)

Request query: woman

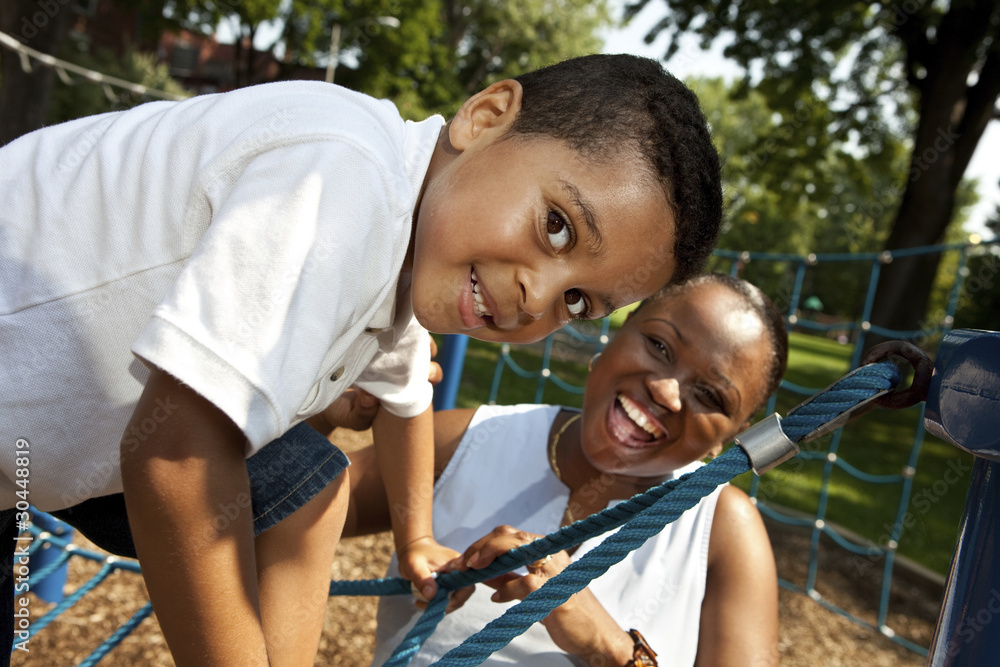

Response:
(344, 274), (786, 666)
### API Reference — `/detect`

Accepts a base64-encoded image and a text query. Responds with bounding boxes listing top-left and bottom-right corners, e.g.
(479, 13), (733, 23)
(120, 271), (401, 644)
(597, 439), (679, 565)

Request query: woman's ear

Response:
(707, 442), (724, 460)
(448, 79), (523, 151)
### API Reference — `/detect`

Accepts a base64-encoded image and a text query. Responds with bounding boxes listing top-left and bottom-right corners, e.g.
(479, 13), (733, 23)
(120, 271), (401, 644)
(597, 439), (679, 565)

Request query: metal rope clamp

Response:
(734, 413), (798, 475)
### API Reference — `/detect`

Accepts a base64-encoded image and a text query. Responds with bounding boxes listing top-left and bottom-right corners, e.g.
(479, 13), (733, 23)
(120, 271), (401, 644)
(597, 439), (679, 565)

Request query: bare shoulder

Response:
(709, 485), (773, 566)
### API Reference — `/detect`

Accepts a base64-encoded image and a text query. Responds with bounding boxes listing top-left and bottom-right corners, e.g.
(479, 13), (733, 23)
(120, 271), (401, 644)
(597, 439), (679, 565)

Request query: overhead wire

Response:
(0, 29), (190, 101)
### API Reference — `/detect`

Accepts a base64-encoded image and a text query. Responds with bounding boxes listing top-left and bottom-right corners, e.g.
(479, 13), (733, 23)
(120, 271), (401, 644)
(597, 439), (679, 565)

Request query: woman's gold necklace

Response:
(548, 412), (581, 526)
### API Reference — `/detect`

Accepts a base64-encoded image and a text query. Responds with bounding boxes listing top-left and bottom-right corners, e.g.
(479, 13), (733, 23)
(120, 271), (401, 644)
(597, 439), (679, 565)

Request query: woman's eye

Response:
(565, 289), (588, 317)
(698, 387), (726, 412)
(547, 211), (572, 251)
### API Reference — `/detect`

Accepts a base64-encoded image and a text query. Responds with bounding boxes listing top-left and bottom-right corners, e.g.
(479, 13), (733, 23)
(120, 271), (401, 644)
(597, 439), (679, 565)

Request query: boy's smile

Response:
(408, 80), (676, 344)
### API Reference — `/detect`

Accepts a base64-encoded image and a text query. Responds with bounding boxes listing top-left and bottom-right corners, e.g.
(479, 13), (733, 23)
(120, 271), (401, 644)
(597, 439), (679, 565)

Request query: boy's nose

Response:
(517, 271), (556, 322)
(647, 376), (682, 413)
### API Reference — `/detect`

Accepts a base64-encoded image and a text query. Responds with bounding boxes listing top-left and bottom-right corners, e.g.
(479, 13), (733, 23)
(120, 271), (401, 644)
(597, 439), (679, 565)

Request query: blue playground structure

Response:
(16, 239), (1000, 665)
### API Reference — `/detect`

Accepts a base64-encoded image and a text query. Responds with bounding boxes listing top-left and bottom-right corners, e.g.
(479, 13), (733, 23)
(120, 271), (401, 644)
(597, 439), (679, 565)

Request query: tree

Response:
(629, 0), (1000, 348)
(3, 0), (611, 145)
(693, 76), (908, 318)
(47, 47), (188, 124)
(162, 0), (288, 87)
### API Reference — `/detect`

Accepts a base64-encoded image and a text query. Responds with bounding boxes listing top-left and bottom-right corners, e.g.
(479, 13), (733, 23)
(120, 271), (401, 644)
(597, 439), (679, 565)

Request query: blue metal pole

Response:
(924, 329), (1000, 665)
(432, 334), (469, 411)
(28, 511), (74, 604)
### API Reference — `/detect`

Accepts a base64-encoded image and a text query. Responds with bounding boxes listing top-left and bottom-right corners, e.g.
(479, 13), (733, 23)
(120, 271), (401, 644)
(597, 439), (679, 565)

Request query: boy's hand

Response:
(321, 387), (380, 431)
(397, 535), (458, 602)
(311, 335), (441, 436)
(428, 336), (443, 385)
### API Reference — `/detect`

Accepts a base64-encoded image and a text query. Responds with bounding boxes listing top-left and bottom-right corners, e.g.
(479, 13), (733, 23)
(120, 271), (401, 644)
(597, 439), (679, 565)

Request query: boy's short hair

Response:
(637, 273), (789, 413)
(506, 54), (722, 285)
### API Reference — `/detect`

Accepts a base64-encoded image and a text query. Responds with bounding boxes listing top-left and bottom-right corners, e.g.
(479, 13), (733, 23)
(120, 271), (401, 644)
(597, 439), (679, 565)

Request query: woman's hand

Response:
(447, 525), (635, 665)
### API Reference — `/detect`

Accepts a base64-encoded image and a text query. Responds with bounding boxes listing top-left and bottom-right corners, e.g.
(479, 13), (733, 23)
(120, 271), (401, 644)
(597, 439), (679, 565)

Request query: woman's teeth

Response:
(617, 395), (664, 438)
(471, 269), (492, 318)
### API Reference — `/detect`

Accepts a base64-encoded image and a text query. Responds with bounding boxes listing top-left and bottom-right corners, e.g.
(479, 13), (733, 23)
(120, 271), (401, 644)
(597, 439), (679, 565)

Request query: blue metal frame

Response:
(924, 329), (1000, 665)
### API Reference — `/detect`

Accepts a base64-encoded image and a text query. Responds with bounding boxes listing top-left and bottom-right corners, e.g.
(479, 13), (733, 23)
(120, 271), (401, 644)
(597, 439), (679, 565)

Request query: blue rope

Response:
(26, 561), (115, 639)
(781, 362), (901, 442)
(359, 359), (903, 666)
(78, 601), (155, 667)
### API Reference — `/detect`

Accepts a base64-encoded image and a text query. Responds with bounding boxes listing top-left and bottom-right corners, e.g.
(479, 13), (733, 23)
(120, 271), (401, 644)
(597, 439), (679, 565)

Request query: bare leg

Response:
(255, 471), (349, 666)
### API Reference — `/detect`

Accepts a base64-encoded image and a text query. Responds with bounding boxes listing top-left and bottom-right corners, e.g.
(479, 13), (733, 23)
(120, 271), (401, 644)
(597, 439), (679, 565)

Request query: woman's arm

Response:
(696, 485), (779, 667)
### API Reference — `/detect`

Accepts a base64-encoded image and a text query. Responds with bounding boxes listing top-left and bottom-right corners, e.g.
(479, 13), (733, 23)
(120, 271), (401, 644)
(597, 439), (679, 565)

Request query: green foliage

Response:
(628, 0), (1000, 338)
(694, 74), (978, 322)
(47, 43), (189, 124)
(158, 0), (611, 118)
(954, 205), (1000, 332)
(626, 0), (932, 147)
(308, 0), (612, 118)
(694, 76), (905, 317)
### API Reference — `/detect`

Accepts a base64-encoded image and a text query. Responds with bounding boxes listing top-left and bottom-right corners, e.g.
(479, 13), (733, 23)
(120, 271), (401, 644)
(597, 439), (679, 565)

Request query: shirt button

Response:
(365, 326), (386, 334)
(330, 366), (345, 382)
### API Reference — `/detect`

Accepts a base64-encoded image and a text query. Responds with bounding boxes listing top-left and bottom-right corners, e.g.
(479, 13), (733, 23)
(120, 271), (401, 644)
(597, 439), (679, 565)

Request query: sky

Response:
(599, 2), (999, 238)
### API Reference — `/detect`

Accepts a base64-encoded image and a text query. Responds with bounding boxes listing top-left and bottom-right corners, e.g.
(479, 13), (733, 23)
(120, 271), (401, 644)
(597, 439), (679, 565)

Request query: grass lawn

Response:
(438, 330), (972, 575)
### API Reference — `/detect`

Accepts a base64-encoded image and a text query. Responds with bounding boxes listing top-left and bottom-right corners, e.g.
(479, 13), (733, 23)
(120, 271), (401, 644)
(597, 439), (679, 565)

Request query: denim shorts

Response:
(43, 421), (350, 558)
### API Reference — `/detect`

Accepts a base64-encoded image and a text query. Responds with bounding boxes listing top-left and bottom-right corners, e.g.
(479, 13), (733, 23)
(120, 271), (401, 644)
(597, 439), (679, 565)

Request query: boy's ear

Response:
(449, 79), (523, 151)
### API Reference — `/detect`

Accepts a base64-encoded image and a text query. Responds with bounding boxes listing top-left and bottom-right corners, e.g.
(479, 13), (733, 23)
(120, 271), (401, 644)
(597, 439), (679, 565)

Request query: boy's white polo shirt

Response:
(0, 82), (445, 511)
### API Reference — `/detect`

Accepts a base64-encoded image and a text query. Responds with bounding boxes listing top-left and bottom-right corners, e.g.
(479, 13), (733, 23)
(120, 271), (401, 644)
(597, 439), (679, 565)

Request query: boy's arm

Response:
(121, 367), (270, 666)
(371, 405), (452, 600)
(344, 407), (476, 538)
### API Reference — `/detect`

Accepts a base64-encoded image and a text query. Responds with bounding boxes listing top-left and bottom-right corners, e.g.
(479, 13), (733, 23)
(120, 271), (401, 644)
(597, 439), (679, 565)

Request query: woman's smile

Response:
(606, 394), (668, 449)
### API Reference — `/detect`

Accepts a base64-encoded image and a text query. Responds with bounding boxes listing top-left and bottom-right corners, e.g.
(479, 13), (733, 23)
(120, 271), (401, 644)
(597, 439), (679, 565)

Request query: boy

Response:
(0, 53), (721, 664)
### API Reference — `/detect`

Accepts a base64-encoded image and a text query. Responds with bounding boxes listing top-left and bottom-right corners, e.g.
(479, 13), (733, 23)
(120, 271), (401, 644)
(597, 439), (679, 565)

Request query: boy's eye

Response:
(565, 289), (589, 317)
(647, 336), (672, 362)
(546, 210), (573, 251)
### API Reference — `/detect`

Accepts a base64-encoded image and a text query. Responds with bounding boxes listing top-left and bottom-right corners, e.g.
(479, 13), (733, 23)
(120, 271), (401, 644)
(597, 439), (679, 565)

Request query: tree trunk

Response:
(0, 0), (73, 146)
(865, 1), (1000, 353)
